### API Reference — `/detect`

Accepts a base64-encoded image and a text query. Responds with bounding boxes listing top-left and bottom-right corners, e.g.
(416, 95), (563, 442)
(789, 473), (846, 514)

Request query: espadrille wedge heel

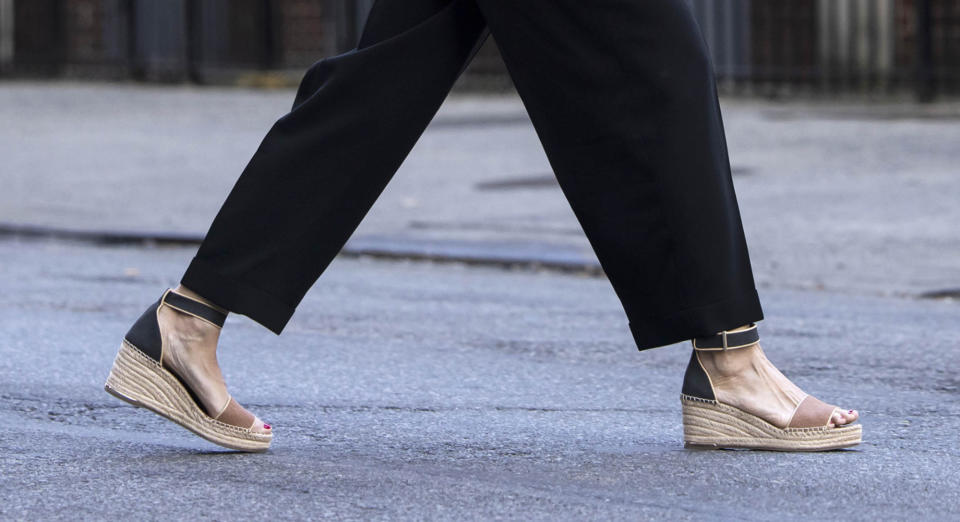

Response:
(105, 289), (272, 452)
(680, 325), (861, 451)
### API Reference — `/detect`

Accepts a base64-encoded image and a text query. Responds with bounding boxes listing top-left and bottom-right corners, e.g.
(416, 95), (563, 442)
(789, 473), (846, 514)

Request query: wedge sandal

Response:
(680, 325), (861, 451)
(105, 289), (272, 452)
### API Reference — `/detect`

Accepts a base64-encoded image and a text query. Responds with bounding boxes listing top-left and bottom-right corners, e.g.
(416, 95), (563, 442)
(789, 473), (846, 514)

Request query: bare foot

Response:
(157, 285), (270, 433)
(697, 343), (858, 428)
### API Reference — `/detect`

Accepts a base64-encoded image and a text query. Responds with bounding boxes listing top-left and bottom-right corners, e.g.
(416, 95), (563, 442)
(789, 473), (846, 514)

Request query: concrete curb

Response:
(0, 222), (604, 276)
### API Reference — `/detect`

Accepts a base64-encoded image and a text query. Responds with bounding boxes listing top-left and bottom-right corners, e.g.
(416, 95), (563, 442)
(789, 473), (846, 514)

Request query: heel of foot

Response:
(681, 351), (716, 402)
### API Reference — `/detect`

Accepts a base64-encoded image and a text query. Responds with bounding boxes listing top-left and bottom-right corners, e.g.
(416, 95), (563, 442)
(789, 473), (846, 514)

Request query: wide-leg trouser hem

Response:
(180, 0), (765, 349)
(629, 289), (764, 351)
(181, 257), (293, 334)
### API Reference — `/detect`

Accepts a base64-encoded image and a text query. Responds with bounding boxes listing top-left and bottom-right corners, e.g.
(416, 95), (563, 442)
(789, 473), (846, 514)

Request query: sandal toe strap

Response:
(214, 397), (257, 429)
(787, 395), (840, 429)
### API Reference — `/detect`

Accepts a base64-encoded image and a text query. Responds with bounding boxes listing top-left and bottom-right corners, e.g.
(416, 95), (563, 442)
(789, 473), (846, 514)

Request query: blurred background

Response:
(0, 0), (958, 99)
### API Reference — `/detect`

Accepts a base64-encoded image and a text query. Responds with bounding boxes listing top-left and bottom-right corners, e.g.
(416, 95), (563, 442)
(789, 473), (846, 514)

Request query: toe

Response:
(216, 398), (272, 433)
(832, 408), (858, 426)
(252, 417), (272, 435)
(843, 409), (859, 424)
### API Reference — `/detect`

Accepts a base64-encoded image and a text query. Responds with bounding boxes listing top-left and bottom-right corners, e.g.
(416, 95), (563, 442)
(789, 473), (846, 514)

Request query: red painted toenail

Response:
(263, 424), (271, 430)
(849, 410), (854, 413)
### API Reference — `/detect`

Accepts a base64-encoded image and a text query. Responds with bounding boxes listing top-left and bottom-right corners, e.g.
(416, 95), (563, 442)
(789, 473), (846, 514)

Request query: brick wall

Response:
(12, 0), (62, 72)
(64, 0), (103, 64)
(276, 0), (337, 67)
(938, 0), (960, 87)
(750, 0), (817, 83)
(896, 0), (960, 85)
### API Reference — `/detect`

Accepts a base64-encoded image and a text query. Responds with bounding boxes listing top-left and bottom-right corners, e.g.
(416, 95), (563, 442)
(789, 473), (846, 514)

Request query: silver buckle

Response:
(721, 330), (728, 351)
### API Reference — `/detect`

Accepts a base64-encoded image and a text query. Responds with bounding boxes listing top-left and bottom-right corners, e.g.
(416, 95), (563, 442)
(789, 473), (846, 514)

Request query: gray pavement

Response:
(0, 237), (958, 520)
(1, 81), (959, 519)
(1, 82), (959, 297)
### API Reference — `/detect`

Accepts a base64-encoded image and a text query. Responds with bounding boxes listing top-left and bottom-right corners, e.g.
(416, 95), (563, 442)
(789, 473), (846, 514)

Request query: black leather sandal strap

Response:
(692, 324), (759, 351)
(161, 290), (227, 328)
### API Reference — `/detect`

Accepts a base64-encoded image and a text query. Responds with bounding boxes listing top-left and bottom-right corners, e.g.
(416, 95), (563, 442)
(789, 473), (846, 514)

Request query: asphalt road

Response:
(1, 237), (957, 520)
(2, 82), (959, 298)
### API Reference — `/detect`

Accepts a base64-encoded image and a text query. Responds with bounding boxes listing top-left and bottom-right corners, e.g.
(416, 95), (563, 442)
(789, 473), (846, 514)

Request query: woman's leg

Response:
(181, 0), (489, 333)
(476, 0), (761, 349)
(110, 0), (489, 444)
(473, 0), (858, 444)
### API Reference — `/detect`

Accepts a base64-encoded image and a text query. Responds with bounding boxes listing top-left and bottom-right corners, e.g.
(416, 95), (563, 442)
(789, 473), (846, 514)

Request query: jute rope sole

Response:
(681, 394), (861, 451)
(105, 341), (272, 452)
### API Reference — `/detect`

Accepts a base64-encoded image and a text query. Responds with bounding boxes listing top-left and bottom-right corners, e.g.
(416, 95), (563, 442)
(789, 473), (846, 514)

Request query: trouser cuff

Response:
(181, 257), (294, 334)
(628, 289), (764, 351)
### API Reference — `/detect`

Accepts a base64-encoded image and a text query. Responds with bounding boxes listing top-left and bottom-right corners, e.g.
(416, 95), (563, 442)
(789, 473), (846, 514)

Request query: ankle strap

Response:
(161, 289), (227, 329)
(692, 324), (759, 351)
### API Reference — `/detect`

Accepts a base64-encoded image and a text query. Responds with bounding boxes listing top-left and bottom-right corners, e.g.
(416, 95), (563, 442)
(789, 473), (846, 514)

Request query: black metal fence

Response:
(0, 0), (957, 98)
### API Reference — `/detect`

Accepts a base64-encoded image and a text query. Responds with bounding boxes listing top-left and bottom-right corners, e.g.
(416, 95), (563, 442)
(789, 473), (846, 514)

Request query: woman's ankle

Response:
(697, 342), (762, 378)
(173, 285), (228, 314)
(726, 324), (754, 333)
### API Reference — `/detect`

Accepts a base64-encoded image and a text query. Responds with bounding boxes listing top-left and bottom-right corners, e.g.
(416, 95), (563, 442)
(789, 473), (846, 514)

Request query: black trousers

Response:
(181, 0), (764, 350)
